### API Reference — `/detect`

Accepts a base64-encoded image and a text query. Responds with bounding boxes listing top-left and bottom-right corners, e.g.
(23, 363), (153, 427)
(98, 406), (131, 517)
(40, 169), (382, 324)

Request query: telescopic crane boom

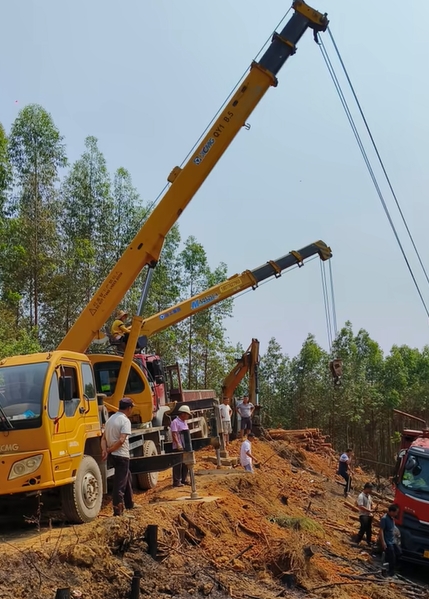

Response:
(133, 241), (332, 344)
(103, 240), (332, 408)
(58, 1), (328, 353)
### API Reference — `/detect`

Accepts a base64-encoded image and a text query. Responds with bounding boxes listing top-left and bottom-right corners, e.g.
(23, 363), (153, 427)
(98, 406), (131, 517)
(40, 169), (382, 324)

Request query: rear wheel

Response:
(136, 440), (159, 490)
(61, 455), (103, 523)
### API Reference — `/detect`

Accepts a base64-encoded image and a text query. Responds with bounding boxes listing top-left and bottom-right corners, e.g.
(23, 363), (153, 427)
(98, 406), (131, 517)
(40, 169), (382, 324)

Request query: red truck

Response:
(392, 410), (429, 564)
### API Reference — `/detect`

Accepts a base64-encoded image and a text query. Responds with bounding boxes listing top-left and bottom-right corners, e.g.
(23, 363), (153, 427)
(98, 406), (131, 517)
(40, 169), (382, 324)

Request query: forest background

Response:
(1, 105), (428, 476)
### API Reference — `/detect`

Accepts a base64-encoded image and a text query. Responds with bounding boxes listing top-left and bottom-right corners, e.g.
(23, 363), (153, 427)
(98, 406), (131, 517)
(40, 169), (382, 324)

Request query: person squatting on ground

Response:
(240, 432), (258, 472)
(379, 504), (402, 577)
(236, 395), (255, 439)
(219, 397), (232, 448)
(356, 482), (374, 546)
(171, 405), (192, 487)
(337, 448), (353, 497)
(102, 397), (137, 516)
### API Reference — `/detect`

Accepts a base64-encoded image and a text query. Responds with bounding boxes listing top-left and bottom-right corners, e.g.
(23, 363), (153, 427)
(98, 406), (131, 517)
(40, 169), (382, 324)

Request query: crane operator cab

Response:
(108, 310), (146, 354)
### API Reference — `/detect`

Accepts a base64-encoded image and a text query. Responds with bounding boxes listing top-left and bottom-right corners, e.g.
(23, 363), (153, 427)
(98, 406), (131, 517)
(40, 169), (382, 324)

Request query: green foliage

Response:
(258, 323), (429, 477)
(7, 105), (67, 331)
(0, 306), (40, 358)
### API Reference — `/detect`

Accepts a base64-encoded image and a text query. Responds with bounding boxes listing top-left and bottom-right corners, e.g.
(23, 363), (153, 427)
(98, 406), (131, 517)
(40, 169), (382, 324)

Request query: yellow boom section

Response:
(138, 240), (332, 340)
(58, 2), (328, 354)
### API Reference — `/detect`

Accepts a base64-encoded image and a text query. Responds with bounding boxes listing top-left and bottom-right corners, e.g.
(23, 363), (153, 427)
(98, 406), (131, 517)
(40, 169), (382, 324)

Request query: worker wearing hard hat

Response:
(171, 405), (192, 487)
(111, 310), (131, 344)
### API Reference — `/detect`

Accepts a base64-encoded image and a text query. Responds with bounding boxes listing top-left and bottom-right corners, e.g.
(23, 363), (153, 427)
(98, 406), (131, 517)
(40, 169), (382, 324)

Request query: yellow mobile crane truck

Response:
(0, 2), (329, 523)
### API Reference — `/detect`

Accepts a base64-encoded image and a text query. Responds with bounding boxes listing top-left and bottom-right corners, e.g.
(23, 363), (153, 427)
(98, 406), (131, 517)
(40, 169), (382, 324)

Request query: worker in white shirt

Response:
(240, 432), (259, 472)
(356, 482), (374, 546)
(219, 397), (233, 447)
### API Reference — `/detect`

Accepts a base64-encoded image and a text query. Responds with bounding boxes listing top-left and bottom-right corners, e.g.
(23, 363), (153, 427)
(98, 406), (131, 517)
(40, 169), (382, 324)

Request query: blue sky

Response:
(2, 0), (428, 358)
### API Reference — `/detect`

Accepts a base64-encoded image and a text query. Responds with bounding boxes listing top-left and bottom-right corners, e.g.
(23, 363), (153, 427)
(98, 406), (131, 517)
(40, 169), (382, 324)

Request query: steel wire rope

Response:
(320, 260), (333, 350)
(317, 34), (429, 319)
(327, 28), (429, 290)
(328, 259), (338, 337)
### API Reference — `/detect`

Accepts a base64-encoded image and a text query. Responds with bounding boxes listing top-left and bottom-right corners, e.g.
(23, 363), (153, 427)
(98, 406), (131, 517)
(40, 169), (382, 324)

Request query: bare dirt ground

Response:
(0, 434), (428, 599)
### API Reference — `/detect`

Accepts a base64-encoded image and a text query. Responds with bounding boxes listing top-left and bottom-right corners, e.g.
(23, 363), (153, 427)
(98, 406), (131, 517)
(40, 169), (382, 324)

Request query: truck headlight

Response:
(8, 455), (43, 480)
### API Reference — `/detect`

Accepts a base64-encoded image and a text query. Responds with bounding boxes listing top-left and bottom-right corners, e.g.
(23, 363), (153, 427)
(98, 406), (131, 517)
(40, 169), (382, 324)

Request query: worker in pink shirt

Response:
(171, 405), (192, 487)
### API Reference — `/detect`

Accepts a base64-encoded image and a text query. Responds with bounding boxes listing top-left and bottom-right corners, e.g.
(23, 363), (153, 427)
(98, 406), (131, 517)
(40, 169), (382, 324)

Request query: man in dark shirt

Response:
(337, 448), (353, 498)
(379, 504), (401, 576)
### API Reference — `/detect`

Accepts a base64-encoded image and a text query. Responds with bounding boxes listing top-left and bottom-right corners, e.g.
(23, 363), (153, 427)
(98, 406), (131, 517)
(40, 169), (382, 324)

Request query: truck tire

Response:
(193, 416), (209, 439)
(60, 455), (103, 523)
(136, 440), (159, 490)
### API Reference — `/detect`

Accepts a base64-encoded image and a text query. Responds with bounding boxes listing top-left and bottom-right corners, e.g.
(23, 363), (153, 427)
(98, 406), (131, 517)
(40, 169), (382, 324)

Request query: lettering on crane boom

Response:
(220, 278), (242, 294)
(212, 111), (234, 138)
(191, 293), (219, 310)
(159, 307), (181, 321)
(193, 138), (215, 165)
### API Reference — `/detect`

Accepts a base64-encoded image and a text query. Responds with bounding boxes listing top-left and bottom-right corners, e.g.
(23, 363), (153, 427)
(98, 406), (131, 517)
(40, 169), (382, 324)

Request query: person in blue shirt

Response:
(379, 504), (401, 576)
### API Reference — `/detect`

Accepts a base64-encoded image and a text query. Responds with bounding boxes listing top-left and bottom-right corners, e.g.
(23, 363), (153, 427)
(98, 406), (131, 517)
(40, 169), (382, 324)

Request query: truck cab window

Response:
(93, 361), (144, 397)
(48, 373), (60, 419)
(81, 363), (96, 400)
(63, 367), (81, 417)
(401, 456), (429, 494)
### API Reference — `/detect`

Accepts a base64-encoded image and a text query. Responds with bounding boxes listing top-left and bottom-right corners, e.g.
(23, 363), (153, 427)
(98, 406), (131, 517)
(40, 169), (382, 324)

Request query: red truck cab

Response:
(393, 428), (429, 563)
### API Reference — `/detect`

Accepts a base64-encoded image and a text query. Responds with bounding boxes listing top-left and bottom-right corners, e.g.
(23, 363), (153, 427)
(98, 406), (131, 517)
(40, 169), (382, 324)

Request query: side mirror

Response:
(412, 465), (422, 476)
(405, 457), (417, 471)
(59, 376), (73, 401)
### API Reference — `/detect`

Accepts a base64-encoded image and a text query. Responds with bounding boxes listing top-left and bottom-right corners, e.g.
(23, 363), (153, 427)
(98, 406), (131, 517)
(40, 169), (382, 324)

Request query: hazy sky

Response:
(2, 0), (428, 358)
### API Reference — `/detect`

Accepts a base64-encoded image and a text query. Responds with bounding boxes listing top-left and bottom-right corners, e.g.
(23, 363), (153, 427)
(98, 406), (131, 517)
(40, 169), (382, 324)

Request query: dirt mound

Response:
(0, 434), (427, 599)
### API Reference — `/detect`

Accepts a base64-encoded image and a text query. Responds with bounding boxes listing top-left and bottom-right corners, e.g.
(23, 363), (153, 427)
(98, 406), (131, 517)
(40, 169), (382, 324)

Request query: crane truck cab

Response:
(0, 351), (104, 522)
(393, 427), (429, 564)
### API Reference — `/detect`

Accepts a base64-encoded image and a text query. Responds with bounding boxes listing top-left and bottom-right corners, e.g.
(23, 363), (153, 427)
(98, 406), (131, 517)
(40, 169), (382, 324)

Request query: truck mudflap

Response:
(129, 450), (196, 475)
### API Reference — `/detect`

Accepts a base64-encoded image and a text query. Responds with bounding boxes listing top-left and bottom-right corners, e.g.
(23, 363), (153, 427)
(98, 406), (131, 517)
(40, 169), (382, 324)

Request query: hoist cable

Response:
(320, 260), (333, 350)
(323, 262), (334, 347)
(327, 28), (429, 290)
(328, 259), (338, 337)
(318, 35), (429, 319)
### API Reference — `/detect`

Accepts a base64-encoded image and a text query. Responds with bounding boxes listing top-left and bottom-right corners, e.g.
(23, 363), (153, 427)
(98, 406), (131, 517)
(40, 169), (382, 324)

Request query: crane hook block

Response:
(329, 358), (343, 386)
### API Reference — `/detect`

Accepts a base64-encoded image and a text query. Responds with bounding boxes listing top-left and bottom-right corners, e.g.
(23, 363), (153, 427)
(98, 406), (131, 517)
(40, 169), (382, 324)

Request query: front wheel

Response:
(61, 455), (103, 523)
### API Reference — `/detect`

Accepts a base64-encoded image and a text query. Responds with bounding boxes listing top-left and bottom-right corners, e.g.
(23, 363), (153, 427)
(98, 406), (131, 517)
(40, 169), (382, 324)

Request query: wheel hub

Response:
(82, 472), (99, 508)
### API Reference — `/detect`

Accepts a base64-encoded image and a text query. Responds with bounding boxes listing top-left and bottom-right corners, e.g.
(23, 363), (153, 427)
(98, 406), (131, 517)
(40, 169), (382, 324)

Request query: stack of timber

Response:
(266, 428), (336, 455)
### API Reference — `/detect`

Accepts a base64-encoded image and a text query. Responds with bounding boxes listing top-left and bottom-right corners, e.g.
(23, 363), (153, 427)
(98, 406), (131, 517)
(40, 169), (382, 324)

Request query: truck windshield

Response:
(0, 362), (48, 430)
(401, 453), (429, 497)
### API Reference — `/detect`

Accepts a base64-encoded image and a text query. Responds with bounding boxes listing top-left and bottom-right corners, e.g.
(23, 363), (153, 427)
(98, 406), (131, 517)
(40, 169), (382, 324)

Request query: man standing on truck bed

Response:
(171, 405), (192, 487)
(236, 395), (254, 438)
(102, 397), (137, 516)
(220, 397), (233, 448)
